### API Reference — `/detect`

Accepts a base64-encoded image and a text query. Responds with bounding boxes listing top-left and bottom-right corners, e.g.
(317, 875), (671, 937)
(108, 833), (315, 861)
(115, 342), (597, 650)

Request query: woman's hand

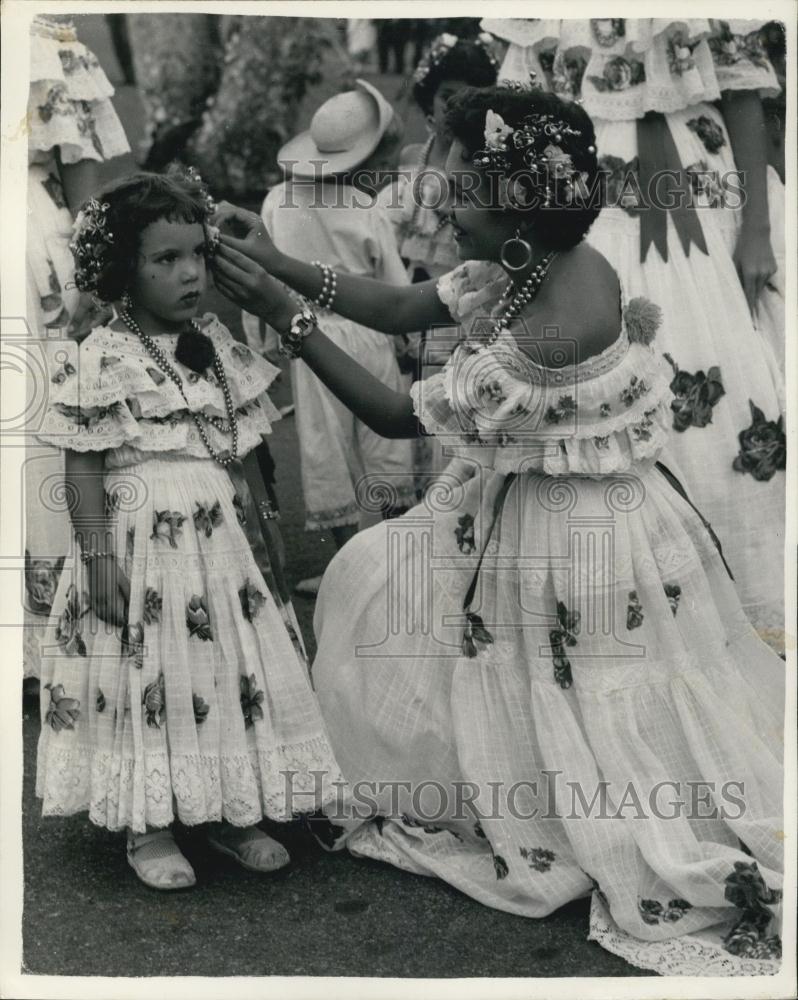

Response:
(87, 554), (130, 627)
(211, 201), (283, 273)
(733, 224), (777, 319)
(212, 242), (296, 328)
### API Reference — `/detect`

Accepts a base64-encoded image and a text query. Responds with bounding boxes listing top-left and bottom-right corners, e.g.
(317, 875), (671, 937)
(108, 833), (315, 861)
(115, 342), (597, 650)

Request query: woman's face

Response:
(430, 78), (474, 138)
(445, 139), (519, 262)
(129, 218), (207, 330)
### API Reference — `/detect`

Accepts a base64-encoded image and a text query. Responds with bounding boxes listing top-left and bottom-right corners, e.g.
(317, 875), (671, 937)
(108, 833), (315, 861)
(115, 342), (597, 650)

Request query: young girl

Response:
(243, 79), (416, 594)
(35, 169), (343, 890)
(212, 85), (784, 974)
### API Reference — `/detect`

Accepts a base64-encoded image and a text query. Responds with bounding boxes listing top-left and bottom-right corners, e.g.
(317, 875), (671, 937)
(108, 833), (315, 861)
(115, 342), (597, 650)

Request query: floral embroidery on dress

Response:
(664, 583), (681, 616)
(455, 513), (476, 554)
(593, 435), (611, 450)
(142, 673), (166, 728)
(619, 375), (650, 408)
(667, 31), (697, 75)
(664, 354), (725, 431)
(41, 172), (67, 210)
(186, 594), (212, 641)
(104, 488), (121, 518)
(539, 50), (588, 98)
(599, 402), (612, 418)
(591, 18), (625, 47)
(58, 47), (100, 75)
(96, 689), (106, 713)
(193, 500), (223, 538)
(122, 621), (145, 669)
(732, 400), (786, 482)
(493, 853), (509, 880)
(599, 155), (644, 215)
(240, 673), (264, 727)
(550, 600), (580, 689)
(37, 83), (72, 123)
(192, 692), (210, 725)
(462, 612), (494, 659)
(687, 115), (726, 154)
(545, 395), (577, 424)
(44, 683), (81, 732)
(239, 580), (267, 623)
(519, 846), (556, 872)
(722, 861), (782, 959)
(686, 161), (726, 208)
(639, 897), (693, 925)
(151, 509), (186, 548)
(55, 583), (89, 656)
(24, 551), (65, 616)
(51, 358), (76, 385)
(627, 591), (644, 630)
(143, 586), (162, 625)
(230, 343), (254, 366)
(589, 56), (646, 93)
(709, 22), (769, 69)
(631, 408), (659, 442)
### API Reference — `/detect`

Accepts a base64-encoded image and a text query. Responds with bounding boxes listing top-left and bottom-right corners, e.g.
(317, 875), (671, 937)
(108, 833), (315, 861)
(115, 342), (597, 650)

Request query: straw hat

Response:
(278, 79), (395, 179)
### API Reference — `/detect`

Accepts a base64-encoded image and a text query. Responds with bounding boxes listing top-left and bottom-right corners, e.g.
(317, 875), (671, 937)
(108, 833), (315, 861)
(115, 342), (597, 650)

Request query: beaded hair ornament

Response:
(69, 166), (221, 296)
(472, 76), (595, 210)
(413, 31), (500, 84)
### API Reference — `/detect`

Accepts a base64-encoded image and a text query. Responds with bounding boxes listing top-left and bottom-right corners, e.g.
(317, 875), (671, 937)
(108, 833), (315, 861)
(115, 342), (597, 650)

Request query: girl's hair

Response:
(445, 86), (602, 251)
(71, 167), (216, 302)
(412, 38), (499, 115)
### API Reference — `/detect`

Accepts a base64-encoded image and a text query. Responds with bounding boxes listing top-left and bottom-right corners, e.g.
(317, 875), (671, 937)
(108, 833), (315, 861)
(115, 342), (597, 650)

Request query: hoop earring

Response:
(500, 230), (533, 272)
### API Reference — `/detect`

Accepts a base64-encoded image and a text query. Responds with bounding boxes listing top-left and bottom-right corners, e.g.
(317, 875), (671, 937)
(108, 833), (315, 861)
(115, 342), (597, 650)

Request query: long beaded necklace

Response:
(489, 250), (558, 344)
(119, 309), (239, 467)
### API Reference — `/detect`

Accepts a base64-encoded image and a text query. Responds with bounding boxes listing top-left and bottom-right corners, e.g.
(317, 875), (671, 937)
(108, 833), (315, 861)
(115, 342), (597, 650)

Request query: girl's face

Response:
(445, 139), (519, 262)
(430, 78), (473, 138)
(129, 218), (207, 329)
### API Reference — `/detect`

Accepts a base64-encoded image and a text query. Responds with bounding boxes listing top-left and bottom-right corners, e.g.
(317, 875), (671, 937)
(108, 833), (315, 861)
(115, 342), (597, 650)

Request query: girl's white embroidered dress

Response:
(481, 17), (786, 642)
(311, 262), (784, 976)
(35, 317), (343, 832)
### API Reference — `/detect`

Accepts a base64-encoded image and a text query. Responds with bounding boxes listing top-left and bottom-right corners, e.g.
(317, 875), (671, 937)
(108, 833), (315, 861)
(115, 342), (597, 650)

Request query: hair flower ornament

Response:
(474, 109), (591, 210)
(413, 32), (500, 84)
(70, 199), (114, 293)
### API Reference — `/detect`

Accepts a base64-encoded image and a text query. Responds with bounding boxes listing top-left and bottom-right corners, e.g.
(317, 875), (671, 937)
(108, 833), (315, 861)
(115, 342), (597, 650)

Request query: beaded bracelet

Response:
(310, 260), (338, 312)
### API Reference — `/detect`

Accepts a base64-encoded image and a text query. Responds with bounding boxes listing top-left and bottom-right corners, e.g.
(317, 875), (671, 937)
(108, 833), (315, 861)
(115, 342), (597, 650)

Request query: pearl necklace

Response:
(490, 251), (558, 343)
(119, 309), (239, 467)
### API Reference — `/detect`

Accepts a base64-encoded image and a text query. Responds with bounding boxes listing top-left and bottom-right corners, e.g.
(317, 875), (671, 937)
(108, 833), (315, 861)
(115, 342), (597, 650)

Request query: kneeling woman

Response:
(212, 86), (784, 975)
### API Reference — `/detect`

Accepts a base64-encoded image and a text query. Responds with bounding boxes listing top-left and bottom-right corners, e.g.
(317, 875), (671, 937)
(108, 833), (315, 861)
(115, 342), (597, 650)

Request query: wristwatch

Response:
(278, 306), (317, 359)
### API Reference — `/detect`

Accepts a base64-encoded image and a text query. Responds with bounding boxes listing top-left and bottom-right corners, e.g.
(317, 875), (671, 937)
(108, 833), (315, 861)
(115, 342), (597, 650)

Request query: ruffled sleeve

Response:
(36, 315), (281, 458)
(481, 17), (779, 120)
(28, 16), (130, 164)
(436, 261), (508, 323)
(411, 296), (673, 476)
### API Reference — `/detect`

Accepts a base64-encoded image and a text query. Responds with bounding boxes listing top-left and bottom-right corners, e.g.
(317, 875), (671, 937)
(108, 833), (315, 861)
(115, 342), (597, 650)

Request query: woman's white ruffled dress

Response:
(481, 17), (786, 642)
(35, 317), (344, 832)
(25, 16), (131, 679)
(311, 262), (784, 976)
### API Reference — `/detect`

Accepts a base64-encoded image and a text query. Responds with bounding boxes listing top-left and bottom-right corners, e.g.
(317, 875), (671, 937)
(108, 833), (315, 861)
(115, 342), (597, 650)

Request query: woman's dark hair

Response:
(84, 167), (214, 302)
(445, 86), (602, 251)
(412, 39), (499, 115)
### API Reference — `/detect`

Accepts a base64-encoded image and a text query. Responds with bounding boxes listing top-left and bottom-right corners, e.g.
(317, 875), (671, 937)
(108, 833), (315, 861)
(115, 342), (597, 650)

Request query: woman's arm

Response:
(721, 88), (777, 316)
(64, 449), (130, 625)
(212, 202), (452, 335)
(58, 155), (100, 216)
(213, 248), (421, 438)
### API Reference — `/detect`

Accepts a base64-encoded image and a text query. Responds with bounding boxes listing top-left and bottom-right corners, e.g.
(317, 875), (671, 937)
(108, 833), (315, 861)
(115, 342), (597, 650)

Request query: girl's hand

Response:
(733, 225), (777, 319)
(212, 201), (282, 273)
(213, 242), (296, 328)
(87, 554), (130, 627)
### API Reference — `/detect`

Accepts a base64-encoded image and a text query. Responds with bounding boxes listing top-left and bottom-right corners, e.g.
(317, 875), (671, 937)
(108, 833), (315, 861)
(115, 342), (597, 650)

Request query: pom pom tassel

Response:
(624, 297), (662, 345)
